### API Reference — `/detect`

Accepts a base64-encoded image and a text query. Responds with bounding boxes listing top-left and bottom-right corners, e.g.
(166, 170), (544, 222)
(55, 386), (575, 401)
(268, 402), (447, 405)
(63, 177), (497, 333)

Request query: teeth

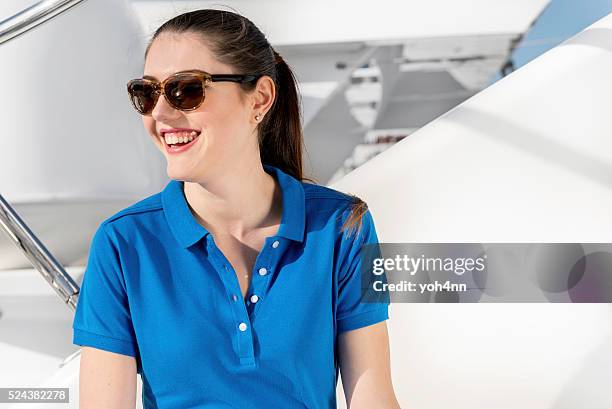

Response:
(163, 131), (199, 145)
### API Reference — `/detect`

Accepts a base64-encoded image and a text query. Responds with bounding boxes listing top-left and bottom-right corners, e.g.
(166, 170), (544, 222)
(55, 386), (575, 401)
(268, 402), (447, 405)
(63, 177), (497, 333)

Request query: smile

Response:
(162, 130), (201, 154)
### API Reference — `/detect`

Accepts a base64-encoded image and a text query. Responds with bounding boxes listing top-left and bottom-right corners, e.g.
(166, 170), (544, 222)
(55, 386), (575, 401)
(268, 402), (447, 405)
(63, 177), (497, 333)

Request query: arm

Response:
(336, 206), (399, 407)
(72, 223), (141, 408)
(338, 321), (401, 409)
(79, 347), (137, 409)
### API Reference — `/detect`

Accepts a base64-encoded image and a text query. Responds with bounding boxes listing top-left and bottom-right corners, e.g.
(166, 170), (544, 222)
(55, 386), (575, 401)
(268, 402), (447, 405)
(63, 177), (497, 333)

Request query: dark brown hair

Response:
(145, 8), (367, 237)
(341, 195), (369, 239)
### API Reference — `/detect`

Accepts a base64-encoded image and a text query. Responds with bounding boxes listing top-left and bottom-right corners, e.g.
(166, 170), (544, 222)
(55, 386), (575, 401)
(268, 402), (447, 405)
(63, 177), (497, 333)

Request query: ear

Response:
(250, 75), (276, 123)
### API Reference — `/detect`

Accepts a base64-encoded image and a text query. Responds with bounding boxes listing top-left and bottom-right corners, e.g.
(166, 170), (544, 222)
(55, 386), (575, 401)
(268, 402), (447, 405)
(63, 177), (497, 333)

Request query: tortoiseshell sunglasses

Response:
(126, 69), (262, 115)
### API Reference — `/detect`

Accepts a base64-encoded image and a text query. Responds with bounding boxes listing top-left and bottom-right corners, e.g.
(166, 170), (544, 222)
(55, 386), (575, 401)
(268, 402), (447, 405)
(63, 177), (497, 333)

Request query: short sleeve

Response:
(336, 207), (390, 333)
(72, 223), (139, 357)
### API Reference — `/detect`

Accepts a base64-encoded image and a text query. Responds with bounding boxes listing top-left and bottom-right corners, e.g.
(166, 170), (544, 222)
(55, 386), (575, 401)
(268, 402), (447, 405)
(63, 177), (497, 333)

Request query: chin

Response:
(166, 166), (190, 181)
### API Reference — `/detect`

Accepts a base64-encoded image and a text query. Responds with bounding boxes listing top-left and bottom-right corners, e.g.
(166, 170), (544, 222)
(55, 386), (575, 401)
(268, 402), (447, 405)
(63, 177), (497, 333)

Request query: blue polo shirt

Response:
(72, 164), (390, 409)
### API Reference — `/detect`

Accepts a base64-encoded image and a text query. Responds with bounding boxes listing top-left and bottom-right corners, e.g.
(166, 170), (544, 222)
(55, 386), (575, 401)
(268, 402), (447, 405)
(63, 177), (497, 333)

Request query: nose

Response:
(151, 92), (181, 123)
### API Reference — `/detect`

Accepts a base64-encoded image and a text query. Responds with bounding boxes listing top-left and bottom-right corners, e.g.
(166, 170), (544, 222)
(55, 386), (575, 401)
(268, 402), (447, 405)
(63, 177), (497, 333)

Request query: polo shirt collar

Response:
(264, 164), (305, 243)
(161, 164), (305, 249)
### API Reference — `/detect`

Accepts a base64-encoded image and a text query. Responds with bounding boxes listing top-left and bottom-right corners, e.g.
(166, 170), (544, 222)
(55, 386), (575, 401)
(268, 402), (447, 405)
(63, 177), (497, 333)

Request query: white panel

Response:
(331, 13), (612, 409)
(132, 0), (550, 45)
(0, 0), (167, 203)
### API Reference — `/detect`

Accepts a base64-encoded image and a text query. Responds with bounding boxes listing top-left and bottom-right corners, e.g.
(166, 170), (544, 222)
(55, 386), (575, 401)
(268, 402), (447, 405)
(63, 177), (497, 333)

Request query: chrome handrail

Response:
(0, 0), (86, 45)
(0, 193), (79, 310)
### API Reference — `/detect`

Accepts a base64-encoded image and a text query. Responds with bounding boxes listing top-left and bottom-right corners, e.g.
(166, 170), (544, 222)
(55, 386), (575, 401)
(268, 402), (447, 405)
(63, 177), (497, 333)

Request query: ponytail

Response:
(258, 49), (313, 183)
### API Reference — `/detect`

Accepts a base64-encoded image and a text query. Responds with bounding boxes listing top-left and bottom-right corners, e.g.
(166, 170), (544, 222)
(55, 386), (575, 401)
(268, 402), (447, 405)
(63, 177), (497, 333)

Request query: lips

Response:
(157, 128), (202, 156)
(159, 128), (201, 137)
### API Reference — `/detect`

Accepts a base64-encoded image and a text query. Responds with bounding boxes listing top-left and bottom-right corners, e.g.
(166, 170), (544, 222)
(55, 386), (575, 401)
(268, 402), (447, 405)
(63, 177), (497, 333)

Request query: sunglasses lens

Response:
(127, 80), (158, 115)
(164, 73), (205, 110)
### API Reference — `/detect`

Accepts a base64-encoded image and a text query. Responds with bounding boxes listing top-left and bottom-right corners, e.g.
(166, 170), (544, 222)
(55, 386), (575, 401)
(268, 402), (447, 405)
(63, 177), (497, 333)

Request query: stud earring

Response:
(255, 113), (261, 121)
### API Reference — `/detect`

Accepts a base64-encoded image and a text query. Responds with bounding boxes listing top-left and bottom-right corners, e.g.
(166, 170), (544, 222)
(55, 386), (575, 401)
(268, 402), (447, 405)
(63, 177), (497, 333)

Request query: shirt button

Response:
(238, 322), (248, 332)
(271, 240), (280, 248)
(250, 294), (259, 303)
(231, 294), (238, 302)
(258, 267), (268, 276)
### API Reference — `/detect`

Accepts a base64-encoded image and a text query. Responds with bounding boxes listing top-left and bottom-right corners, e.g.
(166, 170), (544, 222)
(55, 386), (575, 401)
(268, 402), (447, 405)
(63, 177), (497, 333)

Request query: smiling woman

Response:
(73, 8), (398, 409)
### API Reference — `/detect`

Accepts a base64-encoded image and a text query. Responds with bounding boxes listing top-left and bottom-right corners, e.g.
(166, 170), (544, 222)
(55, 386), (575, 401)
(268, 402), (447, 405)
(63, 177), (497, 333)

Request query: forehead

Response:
(144, 32), (232, 79)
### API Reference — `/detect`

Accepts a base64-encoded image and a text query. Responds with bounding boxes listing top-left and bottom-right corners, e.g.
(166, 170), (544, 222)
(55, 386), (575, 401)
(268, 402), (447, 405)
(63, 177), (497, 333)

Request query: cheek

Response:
(210, 110), (250, 146)
(192, 109), (243, 147)
(142, 118), (157, 140)
(206, 93), (249, 131)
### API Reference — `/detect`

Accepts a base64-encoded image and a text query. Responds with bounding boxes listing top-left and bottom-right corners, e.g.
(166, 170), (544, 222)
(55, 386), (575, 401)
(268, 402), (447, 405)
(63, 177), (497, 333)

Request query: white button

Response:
(250, 294), (259, 303)
(258, 267), (267, 276)
(231, 294), (238, 302)
(272, 240), (280, 248)
(238, 322), (247, 331)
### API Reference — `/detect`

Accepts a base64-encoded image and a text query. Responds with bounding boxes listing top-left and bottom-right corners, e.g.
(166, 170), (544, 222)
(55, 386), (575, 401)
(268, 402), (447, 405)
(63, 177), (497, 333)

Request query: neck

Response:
(183, 161), (281, 239)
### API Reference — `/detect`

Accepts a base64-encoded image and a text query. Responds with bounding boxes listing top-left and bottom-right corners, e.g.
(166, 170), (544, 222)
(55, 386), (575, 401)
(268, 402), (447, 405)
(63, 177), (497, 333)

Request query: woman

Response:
(72, 9), (400, 409)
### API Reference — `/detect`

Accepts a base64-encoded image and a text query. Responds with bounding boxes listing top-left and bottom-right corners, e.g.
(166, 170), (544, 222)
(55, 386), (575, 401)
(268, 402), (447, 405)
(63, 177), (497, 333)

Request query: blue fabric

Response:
(72, 164), (390, 409)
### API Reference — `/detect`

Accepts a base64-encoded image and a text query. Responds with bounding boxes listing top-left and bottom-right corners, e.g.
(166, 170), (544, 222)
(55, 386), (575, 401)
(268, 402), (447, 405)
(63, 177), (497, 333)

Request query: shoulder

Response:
(301, 181), (371, 239)
(99, 191), (164, 235)
(302, 181), (363, 208)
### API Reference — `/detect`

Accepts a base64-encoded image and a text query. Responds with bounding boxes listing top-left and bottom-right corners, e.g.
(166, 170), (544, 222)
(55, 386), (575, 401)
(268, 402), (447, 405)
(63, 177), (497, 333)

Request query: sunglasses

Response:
(126, 69), (262, 115)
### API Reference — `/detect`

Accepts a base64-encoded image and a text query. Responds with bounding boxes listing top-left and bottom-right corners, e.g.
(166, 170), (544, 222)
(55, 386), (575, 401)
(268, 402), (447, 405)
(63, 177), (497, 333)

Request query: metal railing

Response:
(0, 0), (90, 308)
(0, 0), (86, 45)
(0, 193), (79, 310)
